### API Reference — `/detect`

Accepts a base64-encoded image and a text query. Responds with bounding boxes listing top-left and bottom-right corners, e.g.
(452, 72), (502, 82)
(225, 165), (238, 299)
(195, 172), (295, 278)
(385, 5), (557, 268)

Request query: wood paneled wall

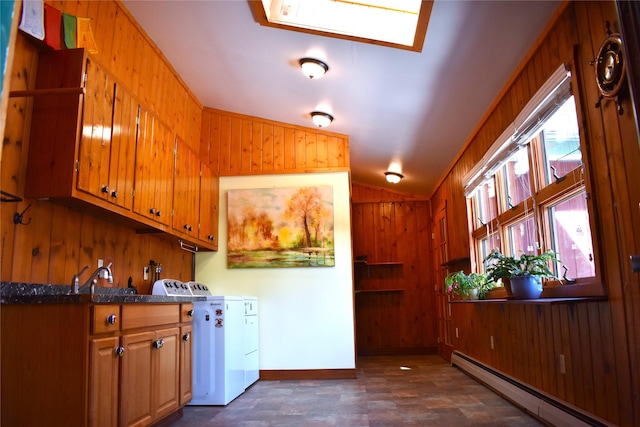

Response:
(432, 2), (640, 425)
(453, 301), (621, 423)
(200, 108), (350, 175)
(1, 0), (203, 286)
(351, 183), (434, 355)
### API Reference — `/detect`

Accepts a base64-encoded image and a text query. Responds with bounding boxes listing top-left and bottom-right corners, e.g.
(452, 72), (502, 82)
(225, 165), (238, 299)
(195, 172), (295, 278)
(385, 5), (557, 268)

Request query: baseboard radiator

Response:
(451, 351), (615, 427)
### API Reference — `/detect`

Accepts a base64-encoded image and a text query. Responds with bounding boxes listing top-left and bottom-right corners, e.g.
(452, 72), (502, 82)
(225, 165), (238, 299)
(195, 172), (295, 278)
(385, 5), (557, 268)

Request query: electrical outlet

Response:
(455, 327), (459, 338)
(559, 354), (566, 374)
(144, 267), (149, 281)
(490, 336), (494, 350)
(98, 259), (103, 268)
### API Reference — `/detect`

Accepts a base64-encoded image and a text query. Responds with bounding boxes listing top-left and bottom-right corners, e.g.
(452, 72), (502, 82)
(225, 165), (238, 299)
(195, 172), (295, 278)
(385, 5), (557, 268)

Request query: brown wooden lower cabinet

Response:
(1, 301), (193, 427)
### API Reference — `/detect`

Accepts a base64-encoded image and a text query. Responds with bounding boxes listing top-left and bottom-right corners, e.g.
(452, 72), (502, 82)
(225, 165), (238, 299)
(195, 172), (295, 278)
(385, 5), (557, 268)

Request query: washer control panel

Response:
(186, 281), (213, 296)
(152, 279), (193, 297)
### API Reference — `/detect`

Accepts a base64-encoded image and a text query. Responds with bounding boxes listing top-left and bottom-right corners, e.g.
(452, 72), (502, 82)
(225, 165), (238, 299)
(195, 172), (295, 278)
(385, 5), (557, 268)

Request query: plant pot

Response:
(501, 277), (513, 298)
(509, 276), (543, 299)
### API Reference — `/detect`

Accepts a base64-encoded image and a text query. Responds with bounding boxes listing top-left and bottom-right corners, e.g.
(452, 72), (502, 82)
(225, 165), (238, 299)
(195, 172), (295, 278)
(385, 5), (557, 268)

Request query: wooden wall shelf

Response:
(354, 261), (403, 266)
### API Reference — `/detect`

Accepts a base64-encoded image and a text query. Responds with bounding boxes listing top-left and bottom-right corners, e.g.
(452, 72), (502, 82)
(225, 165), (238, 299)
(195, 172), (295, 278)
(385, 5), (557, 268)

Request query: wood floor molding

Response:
(259, 369), (357, 380)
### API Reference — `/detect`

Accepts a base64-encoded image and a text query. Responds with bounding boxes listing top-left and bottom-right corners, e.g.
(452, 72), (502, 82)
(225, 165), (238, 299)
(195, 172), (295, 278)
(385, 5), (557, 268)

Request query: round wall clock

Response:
(593, 25), (626, 114)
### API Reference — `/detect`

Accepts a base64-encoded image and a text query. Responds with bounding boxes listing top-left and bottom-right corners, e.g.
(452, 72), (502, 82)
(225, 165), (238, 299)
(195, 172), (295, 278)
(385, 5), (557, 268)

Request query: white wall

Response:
(195, 172), (355, 370)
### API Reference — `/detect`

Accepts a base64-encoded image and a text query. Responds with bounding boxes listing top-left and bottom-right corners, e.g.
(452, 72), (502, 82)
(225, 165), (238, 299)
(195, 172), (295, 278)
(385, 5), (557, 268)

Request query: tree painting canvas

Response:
(227, 186), (335, 268)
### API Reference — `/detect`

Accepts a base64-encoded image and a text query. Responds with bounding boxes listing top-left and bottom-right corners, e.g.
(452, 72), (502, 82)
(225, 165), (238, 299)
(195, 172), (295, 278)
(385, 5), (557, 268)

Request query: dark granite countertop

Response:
(0, 282), (205, 304)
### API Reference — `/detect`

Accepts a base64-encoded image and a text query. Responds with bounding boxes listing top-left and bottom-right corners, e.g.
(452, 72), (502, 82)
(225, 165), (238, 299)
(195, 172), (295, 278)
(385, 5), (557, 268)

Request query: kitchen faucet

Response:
(70, 263), (114, 294)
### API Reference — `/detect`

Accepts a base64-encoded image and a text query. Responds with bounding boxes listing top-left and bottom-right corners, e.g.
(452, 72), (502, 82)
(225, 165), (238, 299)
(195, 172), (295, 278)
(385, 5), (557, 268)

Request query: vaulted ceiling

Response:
(122, 0), (561, 196)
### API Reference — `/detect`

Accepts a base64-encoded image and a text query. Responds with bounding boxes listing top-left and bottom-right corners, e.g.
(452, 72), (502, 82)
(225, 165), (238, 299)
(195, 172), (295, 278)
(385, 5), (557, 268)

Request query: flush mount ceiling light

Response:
(385, 171), (404, 184)
(311, 111), (333, 128)
(299, 58), (329, 79)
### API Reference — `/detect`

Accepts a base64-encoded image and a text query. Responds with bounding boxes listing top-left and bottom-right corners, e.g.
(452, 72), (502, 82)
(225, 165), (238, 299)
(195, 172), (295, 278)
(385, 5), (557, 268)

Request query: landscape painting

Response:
(227, 186), (335, 268)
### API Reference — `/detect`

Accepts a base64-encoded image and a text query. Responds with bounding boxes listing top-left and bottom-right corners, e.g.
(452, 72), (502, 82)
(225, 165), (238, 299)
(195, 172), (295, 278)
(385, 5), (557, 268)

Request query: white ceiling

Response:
(122, 0), (561, 197)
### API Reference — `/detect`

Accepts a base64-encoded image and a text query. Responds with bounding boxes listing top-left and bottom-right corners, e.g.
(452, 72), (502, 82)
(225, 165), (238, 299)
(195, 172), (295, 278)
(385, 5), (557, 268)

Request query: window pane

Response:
(542, 96), (582, 185)
(475, 180), (497, 226)
(507, 216), (537, 256)
(502, 146), (531, 208)
(479, 233), (500, 272)
(549, 191), (595, 279)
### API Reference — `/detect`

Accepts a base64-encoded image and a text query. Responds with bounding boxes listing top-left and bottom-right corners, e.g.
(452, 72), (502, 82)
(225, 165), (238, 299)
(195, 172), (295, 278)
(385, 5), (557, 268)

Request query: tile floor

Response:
(170, 355), (544, 427)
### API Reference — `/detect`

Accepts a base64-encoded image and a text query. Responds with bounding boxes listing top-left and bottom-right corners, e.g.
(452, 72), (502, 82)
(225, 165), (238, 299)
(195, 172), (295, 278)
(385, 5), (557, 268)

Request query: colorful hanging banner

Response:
(62, 13), (76, 48)
(19, 0), (45, 40)
(43, 4), (61, 49)
(76, 17), (98, 54)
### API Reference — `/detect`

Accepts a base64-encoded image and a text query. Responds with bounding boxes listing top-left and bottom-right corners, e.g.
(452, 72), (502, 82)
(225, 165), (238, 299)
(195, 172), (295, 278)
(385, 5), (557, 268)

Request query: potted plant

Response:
(445, 270), (494, 300)
(483, 249), (561, 299)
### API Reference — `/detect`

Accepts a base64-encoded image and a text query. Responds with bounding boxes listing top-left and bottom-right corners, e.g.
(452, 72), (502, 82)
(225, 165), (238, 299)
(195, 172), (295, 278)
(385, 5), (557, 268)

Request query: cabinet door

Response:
(25, 49), (85, 198)
(172, 139), (200, 238)
(76, 58), (115, 201)
(179, 324), (193, 405)
(106, 84), (137, 210)
(120, 331), (154, 427)
(134, 109), (174, 226)
(199, 161), (219, 249)
(153, 119), (174, 226)
(89, 336), (120, 427)
(152, 327), (180, 420)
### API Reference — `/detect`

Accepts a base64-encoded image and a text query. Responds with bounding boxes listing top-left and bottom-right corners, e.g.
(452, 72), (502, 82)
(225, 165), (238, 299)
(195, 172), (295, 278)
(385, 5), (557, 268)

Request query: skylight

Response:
(253, 0), (431, 51)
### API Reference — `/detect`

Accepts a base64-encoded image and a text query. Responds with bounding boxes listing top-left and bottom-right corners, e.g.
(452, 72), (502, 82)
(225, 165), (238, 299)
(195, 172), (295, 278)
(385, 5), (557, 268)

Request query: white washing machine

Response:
(187, 282), (256, 406)
(190, 293), (245, 405)
(243, 296), (259, 388)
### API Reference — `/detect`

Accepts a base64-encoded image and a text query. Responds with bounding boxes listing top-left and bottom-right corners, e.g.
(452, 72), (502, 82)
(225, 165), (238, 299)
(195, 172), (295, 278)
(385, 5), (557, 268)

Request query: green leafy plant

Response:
(484, 249), (560, 282)
(445, 270), (494, 299)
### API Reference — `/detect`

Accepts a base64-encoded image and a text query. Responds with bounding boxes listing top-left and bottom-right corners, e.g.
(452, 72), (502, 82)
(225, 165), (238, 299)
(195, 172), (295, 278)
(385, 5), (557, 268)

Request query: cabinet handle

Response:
(184, 224), (193, 232)
(115, 346), (125, 357)
(183, 333), (190, 342)
(149, 208), (155, 215)
(153, 338), (165, 349)
(208, 235), (215, 241)
(110, 190), (117, 198)
(187, 309), (194, 317)
(101, 185), (109, 194)
(107, 314), (117, 325)
(156, 211), (161, 217)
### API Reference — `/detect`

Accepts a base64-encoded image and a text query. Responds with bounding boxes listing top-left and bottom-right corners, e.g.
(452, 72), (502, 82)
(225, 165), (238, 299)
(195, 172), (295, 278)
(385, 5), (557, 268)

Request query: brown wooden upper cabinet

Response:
(25, 48), (138, 218)
(173, 138), (219, 249)
(24, 48), (218, 251)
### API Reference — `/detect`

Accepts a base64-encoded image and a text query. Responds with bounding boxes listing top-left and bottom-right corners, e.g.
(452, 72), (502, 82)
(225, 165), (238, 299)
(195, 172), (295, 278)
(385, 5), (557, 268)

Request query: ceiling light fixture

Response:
(311, 111), (333, 128)
(385, 171), (403, 184)
(299, 58), (329, 79)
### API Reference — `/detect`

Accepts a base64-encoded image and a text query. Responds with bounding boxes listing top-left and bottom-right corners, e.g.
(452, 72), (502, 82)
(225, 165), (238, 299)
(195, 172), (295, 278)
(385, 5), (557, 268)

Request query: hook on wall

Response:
(13, 204), (32, 226)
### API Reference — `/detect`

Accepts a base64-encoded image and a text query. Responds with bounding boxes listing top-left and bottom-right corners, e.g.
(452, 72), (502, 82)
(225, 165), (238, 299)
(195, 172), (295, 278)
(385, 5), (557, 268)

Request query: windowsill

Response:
(449, 283), (607, 304)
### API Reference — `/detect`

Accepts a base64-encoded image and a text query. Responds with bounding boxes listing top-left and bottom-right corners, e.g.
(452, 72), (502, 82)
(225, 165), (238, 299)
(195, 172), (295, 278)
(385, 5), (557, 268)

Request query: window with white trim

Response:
(464, 64), (602, 296)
